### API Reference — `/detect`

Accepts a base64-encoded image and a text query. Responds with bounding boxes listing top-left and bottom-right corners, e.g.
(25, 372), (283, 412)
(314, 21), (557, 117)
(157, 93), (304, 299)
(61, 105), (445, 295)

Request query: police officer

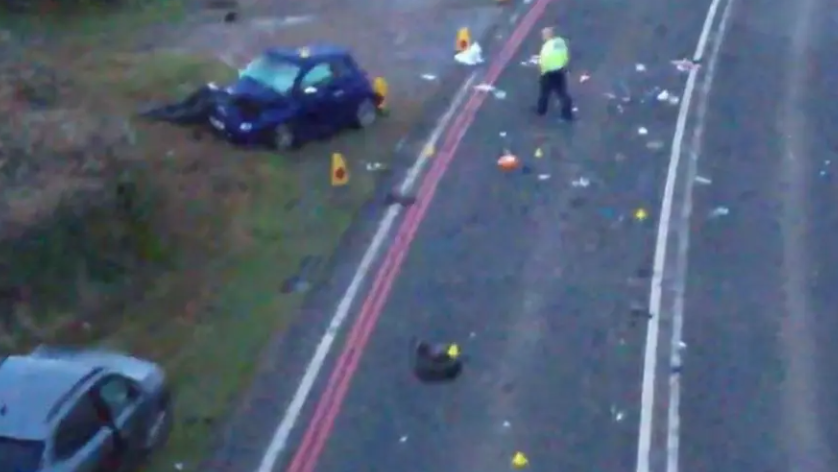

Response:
(536, 27), (574, 120)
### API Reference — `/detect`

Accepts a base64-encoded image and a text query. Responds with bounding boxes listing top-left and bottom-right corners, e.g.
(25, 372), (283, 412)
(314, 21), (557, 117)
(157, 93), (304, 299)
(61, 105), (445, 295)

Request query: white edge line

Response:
(253, 71), (478, 472)
(665, 0), (735, 471)
(634, 0), (726, 469)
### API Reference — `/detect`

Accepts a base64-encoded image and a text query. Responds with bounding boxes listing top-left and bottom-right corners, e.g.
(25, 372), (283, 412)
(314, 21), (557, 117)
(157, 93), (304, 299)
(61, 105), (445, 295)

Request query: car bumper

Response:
(207, 117), (264, 145)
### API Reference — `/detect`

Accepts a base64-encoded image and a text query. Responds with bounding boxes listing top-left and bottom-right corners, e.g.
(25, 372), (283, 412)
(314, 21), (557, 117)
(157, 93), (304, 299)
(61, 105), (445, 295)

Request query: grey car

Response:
(0, 346), (173, 472)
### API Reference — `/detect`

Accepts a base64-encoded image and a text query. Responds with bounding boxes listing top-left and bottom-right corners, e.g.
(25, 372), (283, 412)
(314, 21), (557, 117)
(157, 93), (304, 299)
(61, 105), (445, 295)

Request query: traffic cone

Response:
(373, 77), (389, 111)
(456, 27), (471, 52)
(331, 153), (349, 186)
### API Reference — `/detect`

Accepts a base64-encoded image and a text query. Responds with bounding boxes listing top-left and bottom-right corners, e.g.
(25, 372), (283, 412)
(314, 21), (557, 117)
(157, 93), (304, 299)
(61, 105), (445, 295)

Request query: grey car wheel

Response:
(354, 98), (377, 128)
(272, 124), (295, 150)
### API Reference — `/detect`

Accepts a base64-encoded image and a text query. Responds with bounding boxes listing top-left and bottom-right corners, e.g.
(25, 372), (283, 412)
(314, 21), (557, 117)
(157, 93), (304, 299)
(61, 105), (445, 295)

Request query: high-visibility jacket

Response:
(539, 37), (569, 74)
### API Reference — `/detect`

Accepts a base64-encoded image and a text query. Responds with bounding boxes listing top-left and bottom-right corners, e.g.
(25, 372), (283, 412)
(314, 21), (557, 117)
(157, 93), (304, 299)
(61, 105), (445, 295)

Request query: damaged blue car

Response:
(207, 45), (385, 149)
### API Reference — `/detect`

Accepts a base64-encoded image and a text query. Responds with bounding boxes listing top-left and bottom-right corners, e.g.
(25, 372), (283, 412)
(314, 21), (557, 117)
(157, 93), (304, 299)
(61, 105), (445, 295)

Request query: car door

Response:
(49, 394), (114, 472)
(297, 62), (340, 136)
(92, 374), (147, 467)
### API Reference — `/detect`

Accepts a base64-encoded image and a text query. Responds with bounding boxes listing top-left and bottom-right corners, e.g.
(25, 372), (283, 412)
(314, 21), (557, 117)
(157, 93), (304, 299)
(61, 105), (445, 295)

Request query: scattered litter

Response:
(534, 147), (543, 158)
(646, 140), (664, 150)
(571, 177), (590, 187)
(634, 208), (648, 221)
(672, 58), (699, 72)
(656, 90), (672, 101)
(579, 73), (591, 83)
(511, 452), (529, 469)
(695, 175), (712, 185)
(421, 73), (437, 81)
(474, 83), (506, 99)
(678, 341), (687, 350)
(709, 206), (729, 218)
(668, 95), (680, 105)
(635, 63), (647, 72)
(638, 127), (648, 135)
(538, 174), (551, 180)
(455, 42), (484, 65)
(399, 435), (408, 443)
(384, 191), (417, 206)
(174, 464), (184, 471)
(499, 131), (507, 137)
(611, 405), (625, 422)
(498, 152), (520, 171)
(520, 55), (539, 67)
(503, 420), (511, 428)
(365, 162), (385, 171)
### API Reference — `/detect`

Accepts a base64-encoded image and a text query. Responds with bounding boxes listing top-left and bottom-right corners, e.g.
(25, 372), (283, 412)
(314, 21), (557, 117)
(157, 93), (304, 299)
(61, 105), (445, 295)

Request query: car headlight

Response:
(239, 123), (252, 131)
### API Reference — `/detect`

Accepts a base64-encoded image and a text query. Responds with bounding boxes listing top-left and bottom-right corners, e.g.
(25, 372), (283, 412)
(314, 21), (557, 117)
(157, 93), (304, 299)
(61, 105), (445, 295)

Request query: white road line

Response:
(253, 71), (478, 472)
(664, 0), (735, 471)
(634, 0), (732, 469)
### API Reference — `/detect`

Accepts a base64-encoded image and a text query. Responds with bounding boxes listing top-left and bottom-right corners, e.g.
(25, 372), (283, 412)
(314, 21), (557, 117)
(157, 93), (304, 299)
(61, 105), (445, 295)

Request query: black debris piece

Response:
(384, 192), (416, 207)
(412, 340), (462, 383)
(224, 11), (238, 23)
(138, 85), (224, 125)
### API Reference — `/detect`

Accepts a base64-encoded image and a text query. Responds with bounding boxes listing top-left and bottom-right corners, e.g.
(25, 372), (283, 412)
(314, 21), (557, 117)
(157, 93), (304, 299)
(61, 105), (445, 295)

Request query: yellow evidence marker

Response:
(331, 152), (349, 186)
(634, 207), (648, 221)
(456, 27), (471, 52)
(446, 344), (460, 359)
(511, 451), (529, 469)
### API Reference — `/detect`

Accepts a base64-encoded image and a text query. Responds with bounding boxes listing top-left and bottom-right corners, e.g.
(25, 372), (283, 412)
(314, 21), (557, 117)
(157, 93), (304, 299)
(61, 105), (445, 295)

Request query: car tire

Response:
(272, 124), (296, 150)
(353, 98), (378, 129)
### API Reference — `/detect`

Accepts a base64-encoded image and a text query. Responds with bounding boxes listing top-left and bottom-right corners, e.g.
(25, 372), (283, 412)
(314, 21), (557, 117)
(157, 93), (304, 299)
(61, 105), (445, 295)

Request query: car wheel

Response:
(272, 124), (296, 150)
(143, 406), (172, 453)
(354, 98), (377, 128)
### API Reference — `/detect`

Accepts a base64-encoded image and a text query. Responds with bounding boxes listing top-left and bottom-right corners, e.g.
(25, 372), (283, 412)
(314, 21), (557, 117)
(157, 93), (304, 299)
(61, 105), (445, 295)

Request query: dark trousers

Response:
(537, 68), (573, 119)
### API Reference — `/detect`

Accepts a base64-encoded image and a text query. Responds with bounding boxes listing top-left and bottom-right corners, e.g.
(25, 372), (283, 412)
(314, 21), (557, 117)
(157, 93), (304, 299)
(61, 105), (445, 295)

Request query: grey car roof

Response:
(0, 355), (99, 441)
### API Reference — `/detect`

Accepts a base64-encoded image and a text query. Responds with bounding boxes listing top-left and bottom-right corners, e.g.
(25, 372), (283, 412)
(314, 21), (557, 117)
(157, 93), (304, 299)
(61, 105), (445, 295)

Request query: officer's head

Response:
(541, 27), (554, 41)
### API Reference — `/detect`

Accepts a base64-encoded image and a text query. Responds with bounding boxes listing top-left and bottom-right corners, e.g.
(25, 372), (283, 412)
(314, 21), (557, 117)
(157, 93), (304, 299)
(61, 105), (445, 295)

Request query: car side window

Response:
(53, 396), (105, 461)
(300, 63), (333, 89)
(96, 375), (139, 420)
(329, 58), (353, 78)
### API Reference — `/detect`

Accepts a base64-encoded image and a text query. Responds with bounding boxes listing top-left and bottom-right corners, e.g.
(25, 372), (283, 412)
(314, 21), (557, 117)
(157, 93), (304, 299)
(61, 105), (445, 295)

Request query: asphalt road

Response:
(679, 0), (838, 470)
(282, 0), (714, 469)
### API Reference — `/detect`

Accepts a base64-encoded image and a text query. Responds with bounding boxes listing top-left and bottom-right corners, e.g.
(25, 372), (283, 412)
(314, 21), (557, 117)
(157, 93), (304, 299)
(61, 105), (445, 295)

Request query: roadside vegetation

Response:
(0, 1), (402, 470)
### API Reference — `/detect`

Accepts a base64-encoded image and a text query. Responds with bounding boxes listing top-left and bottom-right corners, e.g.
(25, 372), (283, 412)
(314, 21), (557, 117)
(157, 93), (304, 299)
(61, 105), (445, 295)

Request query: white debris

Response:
(709, 206), (729, 218)
(635, 63), (646, 72)
(538, 174), (551, 180)
(455, 42), (484, 65)
(678, 341), (687, 350)
(421, 74), (437, 81)
(365, 162), (384, 171)
(399, 435), (408, 443)
(668, 95), (680, 105)
(695, 175), (712, 185)
(474, 83), (505, 99)
(646, 140), (664, 150)
(571, 177), (590, 187)
(499, 131), (507, 137)
(656, 90), (671, 101)
(520, 55), (539, 67)
(174, 463), (184, 471)
(610, 405), (625, 422)
(672, 58), (699, 72)
(638, 127), (648, 135)
(503, 420), (512, 428)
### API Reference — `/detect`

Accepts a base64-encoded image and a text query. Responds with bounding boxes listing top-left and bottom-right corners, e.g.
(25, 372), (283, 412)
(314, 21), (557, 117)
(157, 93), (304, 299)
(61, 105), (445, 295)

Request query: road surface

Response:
(201, 0), (838, 469)
(679, 0), (838, 470)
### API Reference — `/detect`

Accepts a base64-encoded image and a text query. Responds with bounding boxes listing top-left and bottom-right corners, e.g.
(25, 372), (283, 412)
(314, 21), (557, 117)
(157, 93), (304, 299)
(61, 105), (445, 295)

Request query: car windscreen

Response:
(0, 436), (44, 472)
(240, 56), (301, 95)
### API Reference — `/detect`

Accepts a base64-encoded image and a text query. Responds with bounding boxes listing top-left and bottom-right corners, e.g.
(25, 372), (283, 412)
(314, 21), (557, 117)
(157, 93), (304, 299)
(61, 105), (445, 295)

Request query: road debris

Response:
(537, 174), (551, 180)
(678, 341), (687, 351)
(421, 73), (437, 81)
(638, 127), (648, 135)
(611, 405), (625, 422)
(534, 147), (543, 158)
(384, 191), (416, 206)
(399, 435), (408, 443)
(635, 63), (647, 72)
(579, 73), (591, 83)
(365, 162), (385, 171)
(672, 58), (699, 72)
(695, 175), (712, 185)
(520, 55), (539, 67)
(656, 89), (672, 101)
(455, 42), (484, 65)
(412, 339), (463, 383)
(474, 83), (506, 99)
(498, 152), (520, 171)
(503, 420), (512, 428)
(646, 140), (664, 150)
(709, 206), (729, 218)
(571, 177), (590, 187)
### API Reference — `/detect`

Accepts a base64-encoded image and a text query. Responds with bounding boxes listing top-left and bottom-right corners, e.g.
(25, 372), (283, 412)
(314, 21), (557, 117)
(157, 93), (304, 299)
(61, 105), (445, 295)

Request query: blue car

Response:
(207, 45), (384, 149)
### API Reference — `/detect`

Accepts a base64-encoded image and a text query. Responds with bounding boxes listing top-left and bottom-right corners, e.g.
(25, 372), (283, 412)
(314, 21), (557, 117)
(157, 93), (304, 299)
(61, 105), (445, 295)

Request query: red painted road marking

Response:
(286, 0), (554, 470)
